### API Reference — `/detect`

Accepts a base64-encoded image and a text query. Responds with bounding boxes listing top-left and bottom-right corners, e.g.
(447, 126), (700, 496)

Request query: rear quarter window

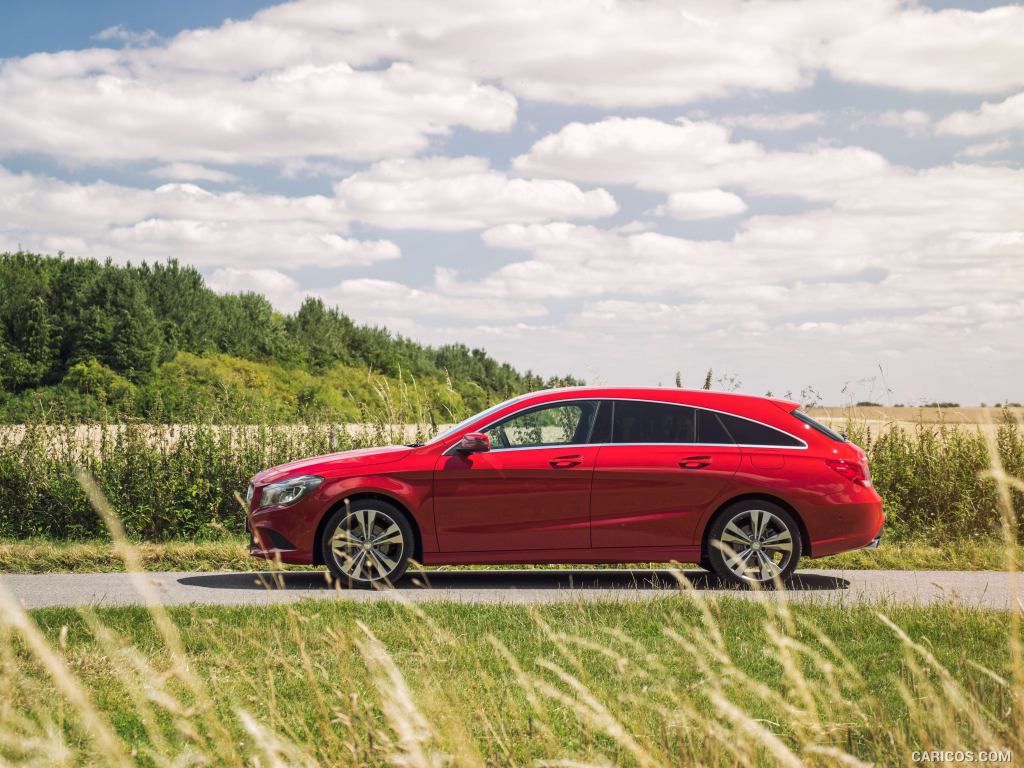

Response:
(791, 410), (847, 442)
(715, 412), (804, 447)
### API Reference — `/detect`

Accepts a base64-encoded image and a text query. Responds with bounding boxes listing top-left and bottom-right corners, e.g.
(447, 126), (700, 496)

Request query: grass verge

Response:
(1, 537), (1021, 573)
(1, 597), (1018, 766)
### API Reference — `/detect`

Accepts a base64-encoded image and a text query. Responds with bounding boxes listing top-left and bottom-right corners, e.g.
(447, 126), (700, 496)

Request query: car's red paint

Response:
(590, 444), (743, 548)
(433, 445), (599, 551)
(246, 387), (884, 568)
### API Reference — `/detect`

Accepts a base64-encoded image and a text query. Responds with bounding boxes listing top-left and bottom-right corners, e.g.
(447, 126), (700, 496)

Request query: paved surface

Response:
(1, 569), (1022, 610)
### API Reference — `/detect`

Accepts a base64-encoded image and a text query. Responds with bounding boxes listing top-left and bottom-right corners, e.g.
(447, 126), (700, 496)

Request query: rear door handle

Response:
(550, 455), (583, 468)
(678, 455), (712, 470)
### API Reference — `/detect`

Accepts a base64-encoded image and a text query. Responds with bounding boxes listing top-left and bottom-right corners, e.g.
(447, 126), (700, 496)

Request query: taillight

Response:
(826, 458), (870, 487)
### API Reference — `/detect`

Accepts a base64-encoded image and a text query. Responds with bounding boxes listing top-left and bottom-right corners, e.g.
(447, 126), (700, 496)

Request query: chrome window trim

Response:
(443, 396), (808, 455)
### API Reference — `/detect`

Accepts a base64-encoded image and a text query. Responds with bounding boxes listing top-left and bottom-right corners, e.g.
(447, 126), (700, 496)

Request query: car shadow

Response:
(177, 569), (849, 592)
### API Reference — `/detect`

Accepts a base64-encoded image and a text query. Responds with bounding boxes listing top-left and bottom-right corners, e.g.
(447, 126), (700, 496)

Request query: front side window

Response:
(484, 401), (598, 449)
(426, 393), (531, 445)
(613, 401), (697, 443)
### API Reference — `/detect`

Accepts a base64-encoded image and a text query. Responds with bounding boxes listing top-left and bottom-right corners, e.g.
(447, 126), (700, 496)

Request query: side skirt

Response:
(421, 546), (702, 566)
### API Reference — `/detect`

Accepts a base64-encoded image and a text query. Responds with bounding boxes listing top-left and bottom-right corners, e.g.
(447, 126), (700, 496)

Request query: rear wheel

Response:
(706, 501), (801, 587)
(320, 499), (413, 588)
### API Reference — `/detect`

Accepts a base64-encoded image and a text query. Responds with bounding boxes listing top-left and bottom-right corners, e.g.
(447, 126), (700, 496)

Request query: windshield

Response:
(424, 393), (533, 445)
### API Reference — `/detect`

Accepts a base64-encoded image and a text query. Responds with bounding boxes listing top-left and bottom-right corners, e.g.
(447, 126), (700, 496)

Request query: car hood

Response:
(253, 445), (413, 485)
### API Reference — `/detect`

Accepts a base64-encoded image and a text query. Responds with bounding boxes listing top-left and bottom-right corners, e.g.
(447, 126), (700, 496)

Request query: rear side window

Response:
(696, 409), (734, 444)
(791, 409), (847, 442)
(613, 401), (696, 443)
(715, 412), (804, 447)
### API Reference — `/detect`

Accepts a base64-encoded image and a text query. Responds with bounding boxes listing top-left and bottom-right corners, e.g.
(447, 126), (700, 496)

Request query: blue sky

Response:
(1, 0), (1021, 404)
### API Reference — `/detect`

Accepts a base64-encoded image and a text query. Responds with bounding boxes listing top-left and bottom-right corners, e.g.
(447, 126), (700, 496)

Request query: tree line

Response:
(0, 252), (580, 421)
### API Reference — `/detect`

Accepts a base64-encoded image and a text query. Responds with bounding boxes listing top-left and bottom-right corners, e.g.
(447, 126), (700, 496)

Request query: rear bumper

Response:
(806, 497), (885, 558)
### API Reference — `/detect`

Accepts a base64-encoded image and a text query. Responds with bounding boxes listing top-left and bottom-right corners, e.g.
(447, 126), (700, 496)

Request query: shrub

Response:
(0, 411), (1021, 544)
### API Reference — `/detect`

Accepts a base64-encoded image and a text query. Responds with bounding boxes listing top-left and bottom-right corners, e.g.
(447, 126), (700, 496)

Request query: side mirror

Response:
(455, 432), (490, 454)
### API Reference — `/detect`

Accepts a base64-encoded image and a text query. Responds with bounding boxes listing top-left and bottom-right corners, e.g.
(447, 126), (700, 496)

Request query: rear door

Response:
(590, 401), (742, 548)
(433, 400), (600, 552)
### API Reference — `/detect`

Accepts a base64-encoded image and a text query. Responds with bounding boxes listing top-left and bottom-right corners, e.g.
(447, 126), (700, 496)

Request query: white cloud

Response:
(613, 220), (656, 234)
(279, 159), (353, 180)
(334, 156), (617, 230)
(321, 279), (547, 322)
(0, 166), (398, 269)
(243, 0), (1022, 104)
(149, 163), (239, 183)
(514, 117), (889, 201)
(196, 0), (847, 107)
(207, 268), (304, 312)
(655, 189), (748, 221)
(93, 25), (158, 45)
(431, 188), (1022, 399)
(938, 92), (1024, 136)
(0, 54), (516, 165)
(430, 154), (1024, 386)
(866, 109), (932, 133)
(203, 269), (544, 322)
(826, 4), (1024, 94)
(958, 139), (1014, 159)
(1, 0), (1019, 176)
(514, 118), (759, 190)
(719, 112), (824, 131)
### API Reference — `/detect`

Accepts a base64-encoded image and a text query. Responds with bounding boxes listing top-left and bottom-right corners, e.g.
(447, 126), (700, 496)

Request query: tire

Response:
(320, 498), (413, 589)
(706, 501), (802, 587)
(698, 556), (712, 572)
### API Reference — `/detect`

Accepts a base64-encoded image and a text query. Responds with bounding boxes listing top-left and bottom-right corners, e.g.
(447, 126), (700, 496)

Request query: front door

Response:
(433, 400), (600, 552)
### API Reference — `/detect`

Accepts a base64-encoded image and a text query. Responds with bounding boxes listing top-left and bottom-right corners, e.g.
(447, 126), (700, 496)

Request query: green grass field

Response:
(2, 596), (1019, 766)
(1, 536), (1021, 573)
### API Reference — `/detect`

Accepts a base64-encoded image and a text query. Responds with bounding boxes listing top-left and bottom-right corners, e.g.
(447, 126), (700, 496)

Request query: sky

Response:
(0, 1), (1021, 406)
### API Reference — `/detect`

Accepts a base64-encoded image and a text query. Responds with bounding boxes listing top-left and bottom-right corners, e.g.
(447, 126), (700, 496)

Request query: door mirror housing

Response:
(455, 432), (490, 454)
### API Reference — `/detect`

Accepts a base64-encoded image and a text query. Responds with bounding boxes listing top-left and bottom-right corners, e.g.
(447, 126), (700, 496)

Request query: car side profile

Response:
(245, 388), (884, 587)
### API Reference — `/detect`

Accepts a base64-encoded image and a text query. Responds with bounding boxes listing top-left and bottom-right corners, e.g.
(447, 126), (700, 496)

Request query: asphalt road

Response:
(1, 569), (1021, 610)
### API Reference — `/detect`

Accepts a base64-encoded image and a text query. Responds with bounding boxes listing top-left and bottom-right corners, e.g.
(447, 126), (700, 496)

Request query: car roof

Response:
(521, 386), (801, 414)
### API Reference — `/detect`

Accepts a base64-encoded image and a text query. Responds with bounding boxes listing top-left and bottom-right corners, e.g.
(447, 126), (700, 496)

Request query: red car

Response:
(246, 388), (884, 587)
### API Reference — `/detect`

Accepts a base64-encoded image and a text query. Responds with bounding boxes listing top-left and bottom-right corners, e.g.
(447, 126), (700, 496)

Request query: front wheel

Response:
(320, 499), (413, 588)
(706, 501), (802, 587)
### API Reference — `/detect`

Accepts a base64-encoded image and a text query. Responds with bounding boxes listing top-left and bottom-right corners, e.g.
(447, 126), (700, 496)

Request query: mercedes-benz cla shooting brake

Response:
(246, 388), (884, 587)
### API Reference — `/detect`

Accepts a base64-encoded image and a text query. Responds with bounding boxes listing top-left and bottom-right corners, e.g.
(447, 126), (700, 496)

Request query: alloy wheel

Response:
(715, 508), (795, 583)
(329, 507), (405, 583)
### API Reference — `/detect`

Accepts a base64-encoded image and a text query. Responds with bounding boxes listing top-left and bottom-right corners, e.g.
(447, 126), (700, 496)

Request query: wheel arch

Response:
(312, 491), (424, 566)
(701, 493), (811, 559)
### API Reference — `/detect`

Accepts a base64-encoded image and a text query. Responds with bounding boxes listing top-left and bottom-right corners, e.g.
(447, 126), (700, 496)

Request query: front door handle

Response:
(678, 455), (712, 470)
(550, 455), (583, 468)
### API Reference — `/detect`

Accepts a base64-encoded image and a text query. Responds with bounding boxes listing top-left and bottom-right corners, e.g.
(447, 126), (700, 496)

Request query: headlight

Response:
(258, 475), (323, 509)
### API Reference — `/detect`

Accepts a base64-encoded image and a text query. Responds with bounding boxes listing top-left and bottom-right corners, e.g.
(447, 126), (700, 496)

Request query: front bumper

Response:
(246, 491), (321, 565)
